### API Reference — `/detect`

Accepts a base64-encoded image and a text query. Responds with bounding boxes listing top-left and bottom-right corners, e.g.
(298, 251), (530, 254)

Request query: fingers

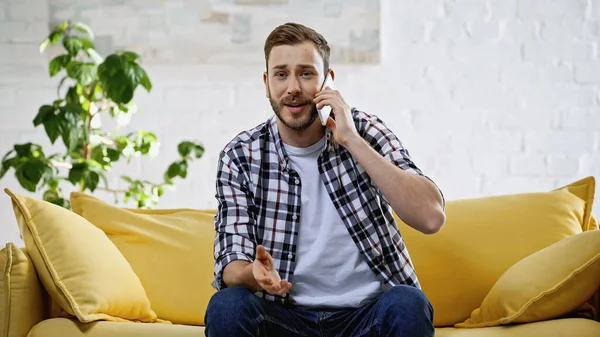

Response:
(256, 274), (293, 296)
(256, 245), (267, 259)
(256, 245), (273, 264)
(256, 275), (273, 287)
(266, 280), (292, 296)
(325, 116), (336, 130)
(314, 97), (334, 111)
(315, 87), (338, 96)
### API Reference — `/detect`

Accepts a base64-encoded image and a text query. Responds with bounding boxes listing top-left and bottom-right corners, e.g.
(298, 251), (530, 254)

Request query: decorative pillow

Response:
(1, 243), (45, 337)
(455, 229), (600, 328)
(70, 192), (216, 325)
(396, 176), (596, 326)
(4, 189), (161, 324)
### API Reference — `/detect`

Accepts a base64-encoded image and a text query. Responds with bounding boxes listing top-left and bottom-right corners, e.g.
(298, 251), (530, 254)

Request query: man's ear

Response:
(328, 68), (335, 81)
(263, 72), (270, 98)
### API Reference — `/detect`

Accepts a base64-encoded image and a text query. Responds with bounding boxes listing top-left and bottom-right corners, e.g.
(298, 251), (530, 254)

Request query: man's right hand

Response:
(253, 245), (292, 296)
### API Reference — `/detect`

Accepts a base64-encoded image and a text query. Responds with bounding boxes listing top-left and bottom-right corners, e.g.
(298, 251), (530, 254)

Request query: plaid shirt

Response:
(212, 108), (443, 304)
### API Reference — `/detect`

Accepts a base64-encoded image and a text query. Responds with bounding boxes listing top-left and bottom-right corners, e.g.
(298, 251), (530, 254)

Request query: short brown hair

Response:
(264, 22), (331, 73)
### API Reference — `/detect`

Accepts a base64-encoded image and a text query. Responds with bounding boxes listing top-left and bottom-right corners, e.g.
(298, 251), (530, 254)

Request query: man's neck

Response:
(277, 119), (326, 148)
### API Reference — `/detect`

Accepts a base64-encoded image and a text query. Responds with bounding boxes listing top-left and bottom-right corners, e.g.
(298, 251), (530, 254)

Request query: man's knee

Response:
(383, 285), (432, 313)
(379, 285), (434, 335)
(205, 287), (260, 325)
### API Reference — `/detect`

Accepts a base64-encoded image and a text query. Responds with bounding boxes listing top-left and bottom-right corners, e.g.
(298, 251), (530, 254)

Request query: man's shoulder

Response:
(219, 117), (272, 161)
(350, 108), (389, 134)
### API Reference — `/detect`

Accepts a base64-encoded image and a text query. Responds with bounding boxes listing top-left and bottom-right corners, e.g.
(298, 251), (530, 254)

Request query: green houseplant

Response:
(0, 21), (204, 209)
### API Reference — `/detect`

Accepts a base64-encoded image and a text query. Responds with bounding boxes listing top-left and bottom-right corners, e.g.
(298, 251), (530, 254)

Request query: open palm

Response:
(252, 245), (292, 296)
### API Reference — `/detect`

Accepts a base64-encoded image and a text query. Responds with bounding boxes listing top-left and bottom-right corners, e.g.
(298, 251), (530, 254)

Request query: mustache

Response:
(280, 95), (312, 106)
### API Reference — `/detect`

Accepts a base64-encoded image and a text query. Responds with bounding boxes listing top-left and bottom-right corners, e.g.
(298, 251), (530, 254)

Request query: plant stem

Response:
(84, 102), (93, 160)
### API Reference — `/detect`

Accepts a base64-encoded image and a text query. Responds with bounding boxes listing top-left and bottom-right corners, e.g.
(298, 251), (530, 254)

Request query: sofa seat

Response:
(436, 318), (600, 337)
(27, 318), (205, 337)
(27, 317), (600, 337)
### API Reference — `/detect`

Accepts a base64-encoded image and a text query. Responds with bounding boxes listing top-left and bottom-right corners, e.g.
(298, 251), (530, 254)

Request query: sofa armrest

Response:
(1, 243), (46, 337)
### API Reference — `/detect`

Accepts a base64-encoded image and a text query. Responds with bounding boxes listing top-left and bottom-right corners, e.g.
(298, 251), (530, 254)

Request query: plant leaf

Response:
(165, 162), (180, 180)
(68, 162), (87, 185)
(119, 51), (140, 62)
(40, 25), (65, 54)
(106, 73), (132, 104)
(33, 105), (56, 126)
(98, 54), (121, 78)
(72, 22), (95, 39)
(17, 159), (47, 192)
(79, 38), (95, 50)
(49, 55), (70, 77)
(86, 171), (100, 192)
(49, 31), (62, 44)
(178, 161), (188, 178)
(86, 48), (103, 64)
(98, 54), (139, 103)
(65, 85), (80, 105)
(14, 143), (32, 157)
(177, 141), (194, 158)
(63, 36), (84, 56)
(122, 60), (142, 85)
(0, 150), (15, 179)
(106, 148), (120, 162)
(194, 144), (205, 158)
(43, 115), (63, 144)
(140, 69), (152, 91)
(39, 38), (50, 54)
(66, 62), (97, 86)
(62, 125), (81, 152)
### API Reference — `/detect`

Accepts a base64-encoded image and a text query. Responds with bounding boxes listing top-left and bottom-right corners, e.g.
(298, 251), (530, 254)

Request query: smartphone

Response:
(318, 73), (335, 126)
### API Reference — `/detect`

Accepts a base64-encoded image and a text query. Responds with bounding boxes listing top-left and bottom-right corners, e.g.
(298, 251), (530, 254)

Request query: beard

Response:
(269, 92), (319, 131)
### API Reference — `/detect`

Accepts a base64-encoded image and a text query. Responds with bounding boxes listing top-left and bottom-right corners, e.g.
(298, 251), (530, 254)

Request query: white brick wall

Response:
(1, 0), (599, 246)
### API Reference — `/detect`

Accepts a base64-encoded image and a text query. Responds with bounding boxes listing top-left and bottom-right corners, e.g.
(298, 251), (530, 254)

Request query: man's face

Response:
(264, 41), (326, 131)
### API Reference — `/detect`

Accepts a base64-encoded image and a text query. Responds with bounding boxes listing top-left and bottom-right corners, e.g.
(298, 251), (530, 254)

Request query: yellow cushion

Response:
(455, 229), (600, 328)
(1, 243), (45, 337)
(3, 189), (161, 324)
(397, 177), (596, 327)
(70, 192), (217, 325)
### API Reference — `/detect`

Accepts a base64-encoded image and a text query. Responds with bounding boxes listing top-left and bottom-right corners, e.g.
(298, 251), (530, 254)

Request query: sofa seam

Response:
(3, 243), (13, 337)
(509, 251), (600, 323)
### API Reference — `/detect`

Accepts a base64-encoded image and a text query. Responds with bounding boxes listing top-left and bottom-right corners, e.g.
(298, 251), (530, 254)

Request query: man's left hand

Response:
(314, 88), (359, 147)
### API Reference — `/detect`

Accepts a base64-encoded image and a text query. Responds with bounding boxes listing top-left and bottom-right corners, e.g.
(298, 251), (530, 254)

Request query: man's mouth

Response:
(284, 103), (307, 113)
(284, 103), (306, 107)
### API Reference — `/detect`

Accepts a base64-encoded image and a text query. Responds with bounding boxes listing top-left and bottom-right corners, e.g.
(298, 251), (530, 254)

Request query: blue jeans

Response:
(204, 285), (435, 337)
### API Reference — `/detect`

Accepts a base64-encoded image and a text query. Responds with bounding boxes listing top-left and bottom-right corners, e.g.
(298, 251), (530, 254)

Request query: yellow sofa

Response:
(1, 177), (600, 337)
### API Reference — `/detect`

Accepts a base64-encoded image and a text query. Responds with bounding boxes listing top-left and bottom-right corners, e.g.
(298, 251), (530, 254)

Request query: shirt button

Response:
(294, 178), (300, 184)
(288, 253), (293, 259)
(292, 214), (298, 220)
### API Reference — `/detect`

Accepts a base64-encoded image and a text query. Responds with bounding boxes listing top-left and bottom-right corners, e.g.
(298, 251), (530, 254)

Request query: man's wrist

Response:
(242, 261), (262, 292)
(341, 133), (365, 151)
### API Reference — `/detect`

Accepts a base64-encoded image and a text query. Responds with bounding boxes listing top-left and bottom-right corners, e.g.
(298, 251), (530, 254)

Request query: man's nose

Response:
(287, 77), (301, 95)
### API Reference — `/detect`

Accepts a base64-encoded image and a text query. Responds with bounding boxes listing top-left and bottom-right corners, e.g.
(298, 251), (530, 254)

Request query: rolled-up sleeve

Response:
(355, 110), (445, 208)
(212, 150), (257, 290)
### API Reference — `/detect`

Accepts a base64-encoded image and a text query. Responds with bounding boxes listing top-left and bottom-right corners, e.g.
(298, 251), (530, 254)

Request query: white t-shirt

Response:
(284, 136), (383, 308)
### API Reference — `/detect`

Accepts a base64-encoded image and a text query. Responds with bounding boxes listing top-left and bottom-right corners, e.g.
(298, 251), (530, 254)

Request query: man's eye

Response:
(302, 72), (312, 77)
(276, 72), (286, 78)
